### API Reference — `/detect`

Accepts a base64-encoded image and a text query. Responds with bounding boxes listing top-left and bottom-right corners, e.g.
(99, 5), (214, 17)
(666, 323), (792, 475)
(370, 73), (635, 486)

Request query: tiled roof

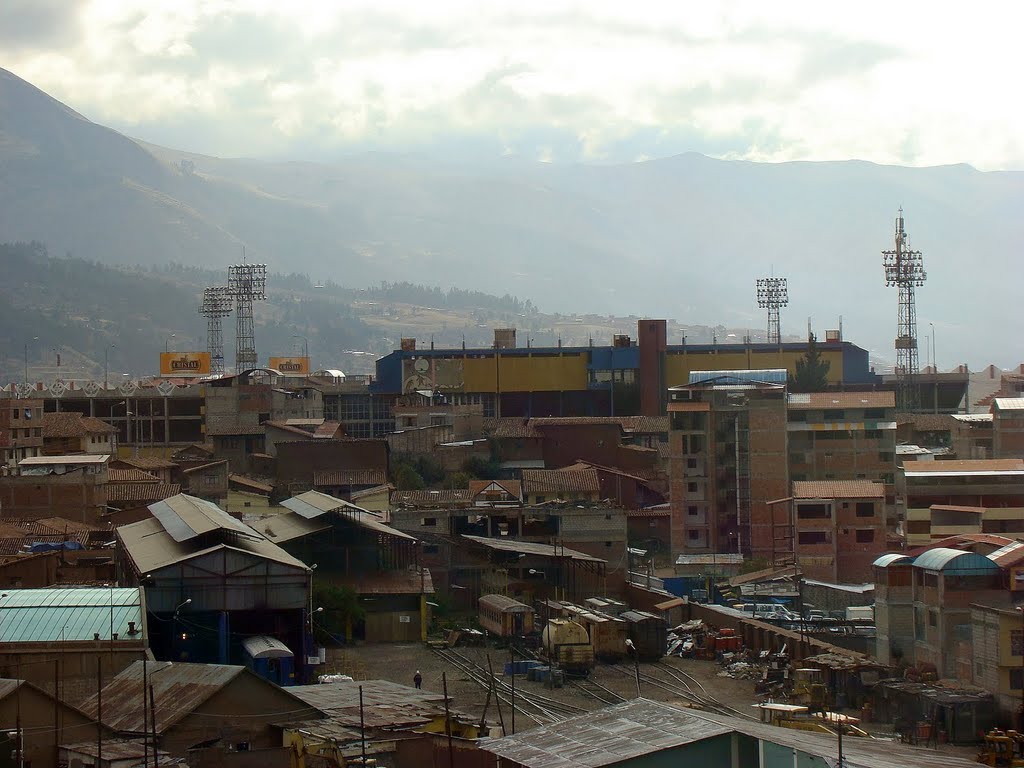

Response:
(616, 416), (670, 434)
(42, 412), (117, 438)
(106, 483), (181, 504)
(108, 468), (161, 484)
(228, 474), (274, 494)
(521, 468), (600, 495)
(182, 460), (228, 474)
(483, 418), (540, 439)
(314, 469), (388, 487)
(207, 420), (266, 436)
(894, 412), (959, 430)
(391, 489), (474, 507)
(468, 479), (522, 499)
(787, 391), (896, 410)
(313, 420), (343, 438)
(792, 480), (885, 499)
(112, 457), (178, 470)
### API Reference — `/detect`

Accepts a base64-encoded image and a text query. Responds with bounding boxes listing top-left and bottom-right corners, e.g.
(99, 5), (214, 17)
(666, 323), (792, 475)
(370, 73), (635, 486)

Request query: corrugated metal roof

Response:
(479, 698), (731, 767)
(913, 547), (1000, 573)
(995, 398), (1024, 410)
(461, 534), (605, 563)
(792, 480), (884, 499)
(242, 635), (293, 659)
(288, 679), (459, 729)
(873, 553), (912, 568)
(19, 454), (110, 466)
(688, 369), (788, 385)
(988, 541), (1024, 566)
(251, 512), (331, 543)
(905, 459), (1024, 476)
(0, 587), (145, 643)
(282, 491), (415, 541)
(149, 494), (254, 542)
(479, 594), (532, 613)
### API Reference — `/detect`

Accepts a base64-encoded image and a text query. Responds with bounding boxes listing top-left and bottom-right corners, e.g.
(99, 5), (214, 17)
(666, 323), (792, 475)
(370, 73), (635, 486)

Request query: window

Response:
(1012, 629), (1024, 657)
(864, 408), (886, 419)
(687, 530), (700, 541)
(789, 411), (807, 422)
(928, 610), (937, 627)
(535, 495), (545, 503)
(1013, 669), (1024, 691)
(421, 517), (437, 527)
(879, 452), (894, 463)
(856, 502), (875, 518)
(855, 529), (874, 543)
(798, 531), (829, 545)
(423, 544), (439, 554)
(824, 409), (845, 420)
(863, 430), (882, 439)
(687, 482), (698, 493)
(797, 504), (830, 519)
(686, 458), (697, 469)
(688, 506), (699, 517)
(11, 409), (18, 419)
(605, 541), (612, 547)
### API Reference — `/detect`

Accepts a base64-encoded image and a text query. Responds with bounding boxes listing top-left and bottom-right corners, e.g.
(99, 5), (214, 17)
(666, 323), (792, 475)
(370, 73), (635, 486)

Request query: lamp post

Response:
(164, 334), (176, 353)
(173, 598), (191, 661)
(104, 344), (116, 390)
(292, 335), (309, 359)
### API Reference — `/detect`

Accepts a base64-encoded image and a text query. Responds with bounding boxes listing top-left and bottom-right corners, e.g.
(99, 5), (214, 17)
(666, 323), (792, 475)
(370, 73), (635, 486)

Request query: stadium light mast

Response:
(227, 263), (267, 372)
(198, 286), (233, 376)
(756, 277), (789, 345)
(882, 209), (926, 410)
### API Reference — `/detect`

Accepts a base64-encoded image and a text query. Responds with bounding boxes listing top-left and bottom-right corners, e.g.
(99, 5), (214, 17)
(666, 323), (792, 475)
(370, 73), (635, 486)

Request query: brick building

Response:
(0, 398), (43, 469)
(791, 480), (887, 583)
(873, 553), (915, 665)
(993, 398), (1024, 459)
(667, 370), (788, 560)
(40, 411), (117, 456)
(0, 455), (110, 522)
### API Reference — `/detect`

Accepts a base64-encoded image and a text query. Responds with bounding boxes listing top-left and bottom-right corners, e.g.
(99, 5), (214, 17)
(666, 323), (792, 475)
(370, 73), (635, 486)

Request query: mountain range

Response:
(1, 65), (1021, 368)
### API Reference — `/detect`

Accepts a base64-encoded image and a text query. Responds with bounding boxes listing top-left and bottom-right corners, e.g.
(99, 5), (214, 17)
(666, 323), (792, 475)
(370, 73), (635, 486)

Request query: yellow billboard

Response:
(269, 356), (311, 376)
(159, 352), (211, 376)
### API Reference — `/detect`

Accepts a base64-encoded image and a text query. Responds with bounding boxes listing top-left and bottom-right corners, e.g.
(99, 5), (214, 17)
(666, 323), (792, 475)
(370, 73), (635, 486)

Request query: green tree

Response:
(393, 462), (425, 490)
(312, 584), (365, 645)
(789, 333), (831, 392)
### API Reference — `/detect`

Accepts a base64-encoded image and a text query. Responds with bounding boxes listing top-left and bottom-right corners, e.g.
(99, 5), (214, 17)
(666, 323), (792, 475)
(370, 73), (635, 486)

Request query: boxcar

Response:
(621, 610), (667, 662)
(561, 603), (628, 661)
(479, 594), (535, 638)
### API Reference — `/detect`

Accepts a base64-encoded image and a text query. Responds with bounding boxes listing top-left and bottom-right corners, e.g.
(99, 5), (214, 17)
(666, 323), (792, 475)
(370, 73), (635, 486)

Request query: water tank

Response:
(542, 619), (589, 649)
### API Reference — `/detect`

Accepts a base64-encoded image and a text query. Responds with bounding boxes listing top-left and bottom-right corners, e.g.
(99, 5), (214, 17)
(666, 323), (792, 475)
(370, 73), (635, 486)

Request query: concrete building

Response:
(667, 370), (789, 560)
(0, 454), (110, 522)
(993, 397), (1024, 459)
(971, 601), (1024, 725)
(874, 553), (915, 665)
(951, 413), (995, 460)
(0, 397), (44, 470)
(790, 480), (887, 583)
(900, 459), (1024, 543)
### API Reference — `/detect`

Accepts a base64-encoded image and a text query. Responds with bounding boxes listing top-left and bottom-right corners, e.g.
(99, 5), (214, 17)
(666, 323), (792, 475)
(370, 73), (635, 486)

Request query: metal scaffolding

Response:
(882, 209), (926, 410)
(198, 286), (233, 375)
(227, 263), (267, 372)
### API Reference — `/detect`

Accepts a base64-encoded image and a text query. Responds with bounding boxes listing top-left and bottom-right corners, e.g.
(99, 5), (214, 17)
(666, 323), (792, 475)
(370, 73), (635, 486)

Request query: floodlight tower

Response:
(198, 286), (233, 375)
(882, 208), (926, 410)
(756, 277), (788, 345)
(227, 263), (267, 371)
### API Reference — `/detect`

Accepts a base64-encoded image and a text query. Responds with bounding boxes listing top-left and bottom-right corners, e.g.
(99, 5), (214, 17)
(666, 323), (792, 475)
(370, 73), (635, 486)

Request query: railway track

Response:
(432, 646), (588, 726)
(568, 675), (627, 706)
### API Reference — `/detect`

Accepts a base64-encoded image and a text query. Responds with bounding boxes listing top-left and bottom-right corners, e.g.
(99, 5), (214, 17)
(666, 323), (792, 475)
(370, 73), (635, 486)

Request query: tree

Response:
(312, 584), (365, 645)
(789, 333), (831, 392)
(393, 463), (425, 490)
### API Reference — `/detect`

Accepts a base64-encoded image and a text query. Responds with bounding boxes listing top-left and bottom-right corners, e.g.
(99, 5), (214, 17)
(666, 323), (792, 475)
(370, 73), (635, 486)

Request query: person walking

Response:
(413, 670), (423, 689)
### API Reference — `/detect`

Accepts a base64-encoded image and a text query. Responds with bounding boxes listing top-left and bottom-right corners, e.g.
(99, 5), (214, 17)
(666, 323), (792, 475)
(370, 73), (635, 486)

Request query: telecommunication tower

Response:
(756, 277), (788, 345)
(198, 286), (233, 375)
(882, 208), (926, 409)
(227, 263), (267, 371)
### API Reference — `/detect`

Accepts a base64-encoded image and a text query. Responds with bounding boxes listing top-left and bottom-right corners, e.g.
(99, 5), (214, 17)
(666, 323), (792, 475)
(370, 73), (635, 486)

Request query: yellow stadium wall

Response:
(462, 352), (590, 392)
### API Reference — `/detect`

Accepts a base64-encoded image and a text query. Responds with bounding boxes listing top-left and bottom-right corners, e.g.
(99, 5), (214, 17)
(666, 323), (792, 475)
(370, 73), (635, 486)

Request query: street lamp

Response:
(165, 334), (176, 353)
(104, 344), (116, 389)
(292, 335), (309, 359)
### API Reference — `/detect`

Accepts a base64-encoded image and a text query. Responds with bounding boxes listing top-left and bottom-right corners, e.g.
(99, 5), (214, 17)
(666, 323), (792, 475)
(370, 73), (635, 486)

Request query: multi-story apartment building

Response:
(993, 397), (1024, 459)
(791, 480), (887, 583)
(0, 398), (44, 469)
(787, 391), (897, 506)
(667, 370), (788, 560)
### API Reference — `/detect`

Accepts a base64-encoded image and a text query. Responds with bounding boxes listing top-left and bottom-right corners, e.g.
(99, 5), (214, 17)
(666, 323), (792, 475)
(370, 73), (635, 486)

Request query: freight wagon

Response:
(479, 594), (536, 639)
(621, 609), (667, 662)
(541, 618), (595, 676)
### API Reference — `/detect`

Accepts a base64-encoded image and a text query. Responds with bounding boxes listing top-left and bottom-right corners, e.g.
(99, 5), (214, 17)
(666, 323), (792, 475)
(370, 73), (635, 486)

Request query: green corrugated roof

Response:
(0, 587), (145, 643)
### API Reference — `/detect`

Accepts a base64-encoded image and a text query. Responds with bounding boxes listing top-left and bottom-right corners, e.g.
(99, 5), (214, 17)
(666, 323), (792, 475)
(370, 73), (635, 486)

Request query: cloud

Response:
(3, 1), (1023, 169)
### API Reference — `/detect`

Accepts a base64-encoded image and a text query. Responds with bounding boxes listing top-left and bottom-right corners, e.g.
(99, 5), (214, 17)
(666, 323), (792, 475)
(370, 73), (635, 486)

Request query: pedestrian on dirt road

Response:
(414, 670), (423, 689)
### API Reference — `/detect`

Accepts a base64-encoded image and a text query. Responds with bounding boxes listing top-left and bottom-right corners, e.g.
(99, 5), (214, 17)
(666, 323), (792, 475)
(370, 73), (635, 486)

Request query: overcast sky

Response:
(4, 1), (1023, 169)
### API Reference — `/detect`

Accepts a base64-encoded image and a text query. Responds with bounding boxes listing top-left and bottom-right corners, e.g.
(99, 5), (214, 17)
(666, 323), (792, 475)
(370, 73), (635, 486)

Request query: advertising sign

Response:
(402, 357), (464, 393)
(159, 352), (211, 376)
(269, 356), (311, 376)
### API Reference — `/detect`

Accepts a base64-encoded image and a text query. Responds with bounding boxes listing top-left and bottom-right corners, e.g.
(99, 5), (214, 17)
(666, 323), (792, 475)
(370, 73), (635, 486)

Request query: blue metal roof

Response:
(0, 587), (145, 643)
(912, 548), (1000, 574)
(873, 553), (913, 568)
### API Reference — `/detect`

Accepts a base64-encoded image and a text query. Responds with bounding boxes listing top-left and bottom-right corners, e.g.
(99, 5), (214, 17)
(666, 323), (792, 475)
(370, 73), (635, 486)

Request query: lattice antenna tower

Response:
(756, 277), (788, 345)
(198, 286), (233, 375)
(227, 263), (267, 371)
(882, 208), (926, 410)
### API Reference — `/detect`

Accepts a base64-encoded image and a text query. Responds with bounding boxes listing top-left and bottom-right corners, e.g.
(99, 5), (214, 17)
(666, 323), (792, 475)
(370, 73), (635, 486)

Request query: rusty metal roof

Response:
(282, 491), (415, 541)
(79, 661), (321, 734)
(479, 594), (532, 612)
(149, 493), (254, 542)
(461, 534), (605, 563)
(288, 679), (467, 730)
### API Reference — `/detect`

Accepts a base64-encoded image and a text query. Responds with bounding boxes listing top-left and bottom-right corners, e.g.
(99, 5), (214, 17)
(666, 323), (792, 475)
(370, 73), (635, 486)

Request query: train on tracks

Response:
(478, 594), (536, 639)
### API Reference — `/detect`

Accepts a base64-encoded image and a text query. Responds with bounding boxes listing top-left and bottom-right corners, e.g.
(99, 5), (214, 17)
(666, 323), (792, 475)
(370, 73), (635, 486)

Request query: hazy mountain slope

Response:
(1, 66), (1020, 366)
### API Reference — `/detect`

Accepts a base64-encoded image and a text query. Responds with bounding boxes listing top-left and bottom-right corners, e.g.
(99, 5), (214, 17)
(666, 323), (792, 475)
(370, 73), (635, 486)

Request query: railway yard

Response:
(329, 642), (768, 732)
